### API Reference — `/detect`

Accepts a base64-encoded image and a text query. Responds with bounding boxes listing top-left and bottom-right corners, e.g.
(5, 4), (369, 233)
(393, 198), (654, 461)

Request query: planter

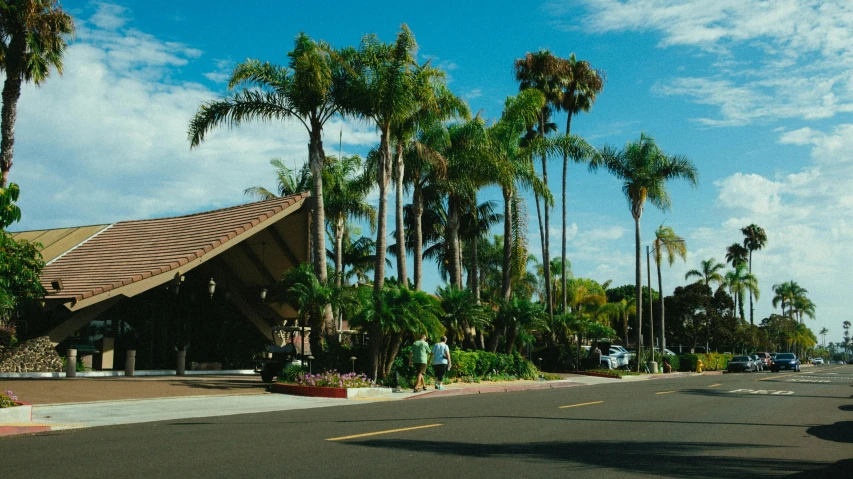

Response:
(0, 402), (33, 424)
(271, 383), (390, 399)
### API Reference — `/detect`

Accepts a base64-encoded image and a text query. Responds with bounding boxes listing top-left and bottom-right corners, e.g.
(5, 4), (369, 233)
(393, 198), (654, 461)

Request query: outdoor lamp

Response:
(208, 278), (216, 298)
(260, 288), (268, 302)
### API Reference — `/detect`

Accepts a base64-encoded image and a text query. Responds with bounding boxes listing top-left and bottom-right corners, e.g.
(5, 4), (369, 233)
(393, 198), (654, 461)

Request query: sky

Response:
(8, 0), (852, 345)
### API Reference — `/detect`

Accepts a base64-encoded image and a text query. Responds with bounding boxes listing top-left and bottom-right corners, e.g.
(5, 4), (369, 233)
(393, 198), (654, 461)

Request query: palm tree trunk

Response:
(505, 327), (518, 354)
(374, 131), (392, 293)
(561, 114), (573, 315)
(471, 237), (480, 302)
(383, 332), (404, 378)
(0, 38), (23, 189)
(748, 250), (754, 325)
(540, 115), (552, 320)
(634, 214), (642, 372)
(502, 188), (513, 301)
(334, 218), (344, 289)
(657, 257), (666, 354)
(308, 122), (337, 349)
(447, 197), (462, 288)
(413, 184), (424, 291)
(394, 142), (408, 288)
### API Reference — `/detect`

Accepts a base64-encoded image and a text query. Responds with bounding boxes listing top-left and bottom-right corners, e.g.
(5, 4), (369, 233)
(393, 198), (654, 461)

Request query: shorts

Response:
(414, 363), (427, 375)
(432, 363), (447, 381)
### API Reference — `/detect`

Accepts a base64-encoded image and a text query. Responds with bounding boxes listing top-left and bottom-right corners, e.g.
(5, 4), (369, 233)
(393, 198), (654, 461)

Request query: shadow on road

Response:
(347, 439), (828, 478)
(164, 379), (267, 391)
(838, 405), (853, 412)
(787, 459), (853, 478)
(806, 421), (853, 444)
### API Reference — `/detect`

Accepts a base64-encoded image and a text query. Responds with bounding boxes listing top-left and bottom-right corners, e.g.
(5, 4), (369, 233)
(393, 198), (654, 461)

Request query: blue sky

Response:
(10, 1), (853, 344)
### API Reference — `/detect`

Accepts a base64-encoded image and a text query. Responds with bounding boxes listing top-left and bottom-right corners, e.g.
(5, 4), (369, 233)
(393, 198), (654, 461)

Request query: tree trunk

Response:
(561, 113), (573, 315)
(748, 250), (754, 325)
(540, 114), (552, 320)
(657, 256), (666, 354)
(634, 213), (643, 372)
(502, 188), (513, 301)
(394, 141), (408, 288)
(374, 130), (393, 293)
(412, 183), (424, 291)
(647, 245), (653, 354)
(505, 327), (518, 354)
(471, 236), (480, 303)
(383, 332), (404, 378)
(487, 326), (504, 353)
(447, 197), (462, 288)
(0, 38), (23, 189)
(334, 218), (344, 289)
(308, 121), (337, 351)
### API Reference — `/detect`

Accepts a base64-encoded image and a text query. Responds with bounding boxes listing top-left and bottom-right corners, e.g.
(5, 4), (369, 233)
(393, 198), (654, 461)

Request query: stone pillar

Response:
(176, 349), (186, 376)
(66, 348), (77, 378)
(647, 361), (659, 374)
(125, 350), (136, 377)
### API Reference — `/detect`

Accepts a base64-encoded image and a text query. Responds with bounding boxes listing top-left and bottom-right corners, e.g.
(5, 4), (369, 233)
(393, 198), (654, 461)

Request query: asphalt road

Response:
(4, 366), (852, 478)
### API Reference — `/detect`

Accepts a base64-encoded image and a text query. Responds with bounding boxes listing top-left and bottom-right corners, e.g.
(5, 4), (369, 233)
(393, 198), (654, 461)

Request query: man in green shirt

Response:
(409, 334), (432, 392)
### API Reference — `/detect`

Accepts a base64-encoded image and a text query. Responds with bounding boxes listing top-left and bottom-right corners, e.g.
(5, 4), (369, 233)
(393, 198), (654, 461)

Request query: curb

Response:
(406, 380), (582, 399)
(0, 369), (257, 379)
(564, 371), (622, 380)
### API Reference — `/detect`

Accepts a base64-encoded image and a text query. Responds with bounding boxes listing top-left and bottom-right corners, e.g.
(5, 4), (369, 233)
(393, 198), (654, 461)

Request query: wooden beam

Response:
(267, 225), (303, 268)
(209, 259), (277, 343)
(49, 296), (122, 346)
(239, 242), (277, 284)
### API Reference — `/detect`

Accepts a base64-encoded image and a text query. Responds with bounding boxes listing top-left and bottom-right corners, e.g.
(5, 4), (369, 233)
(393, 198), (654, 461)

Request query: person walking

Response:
(409, 334), (431, 392)
(431, 336), (451, 390)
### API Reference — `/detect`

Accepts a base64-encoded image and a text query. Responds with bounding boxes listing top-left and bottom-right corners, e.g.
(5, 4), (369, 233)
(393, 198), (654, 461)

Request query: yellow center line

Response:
(559, 400), (604, 409)
(656, 390), (676, 395)
(708, 384), (722, 388)
(327, 423), (443, 441)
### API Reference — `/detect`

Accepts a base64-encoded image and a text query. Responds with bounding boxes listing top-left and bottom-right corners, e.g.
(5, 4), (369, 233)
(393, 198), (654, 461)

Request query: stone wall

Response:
(0, 336), (63, 373)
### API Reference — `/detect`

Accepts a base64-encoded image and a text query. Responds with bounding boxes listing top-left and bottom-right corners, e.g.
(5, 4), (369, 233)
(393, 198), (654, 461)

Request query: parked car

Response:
(750, 355), (764, 371)
(727, 355), (757, 373)
(813, 357), (824, 365)
(771, 353), (800, 372)
(753, 352), (772, 370)
(582, 346), (619, 370)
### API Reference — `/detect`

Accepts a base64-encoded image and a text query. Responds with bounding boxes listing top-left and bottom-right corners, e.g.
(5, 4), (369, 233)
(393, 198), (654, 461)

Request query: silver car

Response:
(727, 355), (757, 373)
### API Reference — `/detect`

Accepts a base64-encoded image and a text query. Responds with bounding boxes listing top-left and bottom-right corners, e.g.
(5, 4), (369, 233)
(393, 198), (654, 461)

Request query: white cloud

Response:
(552, 0), (853, 125)
(10, 4), (375, 230)
(88, 2), (129, 30)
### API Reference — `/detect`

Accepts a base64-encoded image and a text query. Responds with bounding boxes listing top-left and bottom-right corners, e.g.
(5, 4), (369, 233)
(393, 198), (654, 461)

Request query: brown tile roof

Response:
(37, 192), (309, 305)
(12, 225), (110, 263)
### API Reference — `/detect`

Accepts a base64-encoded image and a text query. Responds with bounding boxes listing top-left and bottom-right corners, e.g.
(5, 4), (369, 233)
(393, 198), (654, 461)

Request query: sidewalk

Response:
(0, 371), (701, 437)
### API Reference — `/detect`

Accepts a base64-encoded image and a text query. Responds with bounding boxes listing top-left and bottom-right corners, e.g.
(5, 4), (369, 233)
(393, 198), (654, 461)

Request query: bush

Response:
(677, 353), (732, 371)
(278, 362), (307, 383)
(387, 348), (540, 383)
(0, 324), (16, 349)
(0, 390), (19, 408)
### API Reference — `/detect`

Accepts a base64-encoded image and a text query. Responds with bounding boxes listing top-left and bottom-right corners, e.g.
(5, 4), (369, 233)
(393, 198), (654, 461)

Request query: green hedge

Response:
(677, 353), (732, 371)
(389, 347), (538, 386)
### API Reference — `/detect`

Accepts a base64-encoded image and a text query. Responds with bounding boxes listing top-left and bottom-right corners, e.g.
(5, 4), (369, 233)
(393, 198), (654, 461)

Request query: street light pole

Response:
(646, 245), (653, 356)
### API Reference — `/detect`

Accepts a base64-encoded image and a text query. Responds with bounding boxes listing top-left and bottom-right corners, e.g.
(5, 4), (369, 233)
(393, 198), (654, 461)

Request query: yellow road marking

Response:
(708, 384), (722, 388)
(327, 423), (442, 441)
(559, 401), (604, 409)
(656, 390), (676, 395)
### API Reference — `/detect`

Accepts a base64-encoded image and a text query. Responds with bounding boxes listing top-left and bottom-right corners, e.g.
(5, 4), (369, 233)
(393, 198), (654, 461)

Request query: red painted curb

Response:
(0, 425), (51, 437)
(270, 383), (347, 398)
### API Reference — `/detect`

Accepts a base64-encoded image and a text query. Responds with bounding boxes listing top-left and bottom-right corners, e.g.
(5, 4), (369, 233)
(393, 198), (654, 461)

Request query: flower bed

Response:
(272, 370), (388, 399)
(0, 391), (32, 423)
(0, 390), (18, 408)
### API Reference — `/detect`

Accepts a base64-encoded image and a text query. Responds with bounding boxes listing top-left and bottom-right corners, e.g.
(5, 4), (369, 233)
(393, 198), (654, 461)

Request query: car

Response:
(753, 352), (772, 370)
(727, 355), (757, 373)
(813, 357), (824, 365)
(771, 353), (800, 372)
(751, 355), (765, 371)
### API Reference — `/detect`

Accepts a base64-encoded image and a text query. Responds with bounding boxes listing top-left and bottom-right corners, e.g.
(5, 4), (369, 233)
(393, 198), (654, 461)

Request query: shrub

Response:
(293, 370), (374, 388)
(677, 353), (731, 371)
(0, 324), (16, 349)
(0, 390), (19, 408)
(278, 362), (307, 383)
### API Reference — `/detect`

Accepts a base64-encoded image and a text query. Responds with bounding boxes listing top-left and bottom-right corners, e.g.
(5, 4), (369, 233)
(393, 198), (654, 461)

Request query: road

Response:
(3, 366), (852, 478)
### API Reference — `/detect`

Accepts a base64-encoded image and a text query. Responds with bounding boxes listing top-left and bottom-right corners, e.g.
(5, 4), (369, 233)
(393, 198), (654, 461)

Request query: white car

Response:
(813, 357), (824, 365)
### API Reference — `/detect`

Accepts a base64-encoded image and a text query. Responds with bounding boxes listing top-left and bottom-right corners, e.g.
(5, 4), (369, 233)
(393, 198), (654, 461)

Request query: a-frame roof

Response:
(29, 192), (310, 311)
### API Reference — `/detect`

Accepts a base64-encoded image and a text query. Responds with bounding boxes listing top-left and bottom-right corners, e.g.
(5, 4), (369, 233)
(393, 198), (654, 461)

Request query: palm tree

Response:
(741, 224), (767, 325)
(726, 243), (748, 269)
(436, 285), (489, 349)
(343, 24), (419, 295)
(244, 158), (312, 200)
(772, 281), (807, 318)
(556, 54), (604, 314)
(488, 89), (551, 301)
(725, 263), (759, 320)
(0, 0), (74, 188)
(281, 264), (335, 359)
(819, 327), (828, 347)
(685, 258), (725, 288)
(597, 133), (698, 370)
(653, 225), (686, 354)
(515, 50), (565, 319)
(599, 298), (635, 348)
(791, 295), (816, 324)
(323, 155), (376, 289)
(189, 34), (346, 342)
(460, 199), (502, 304)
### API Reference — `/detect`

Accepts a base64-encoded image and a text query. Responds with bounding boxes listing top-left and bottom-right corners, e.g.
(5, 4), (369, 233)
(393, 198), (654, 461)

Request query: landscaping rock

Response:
(0, 337), (63, 373)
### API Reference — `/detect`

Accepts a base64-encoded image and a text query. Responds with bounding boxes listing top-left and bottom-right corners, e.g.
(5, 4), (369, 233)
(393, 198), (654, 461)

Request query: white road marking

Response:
(729, 389), (794, 395)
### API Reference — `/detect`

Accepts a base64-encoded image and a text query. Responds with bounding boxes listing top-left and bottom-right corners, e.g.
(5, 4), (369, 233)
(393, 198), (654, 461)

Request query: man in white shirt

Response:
(431, 336), (451, 390)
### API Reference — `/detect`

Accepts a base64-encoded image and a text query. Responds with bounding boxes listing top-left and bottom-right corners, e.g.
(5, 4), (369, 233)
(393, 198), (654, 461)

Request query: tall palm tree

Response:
(741, 224), (767, 325)
(461, 199), (502, 305)
(597, 133), (698, 370)
(653, 225), (686, 353)
(189, 34), (347, 343)
(819, 327), (828, 347)
(244, 158), (312, 200)
(488, 89), (552, 300)
(772, 281), (807, 318)
(344, 24), (419, 295)
(599, 298), (635, 348)
(685, 258), (725, 288)
(725, 243), (748, 269)
(515, 50), (565, 319)
(556, 54), (604, 314)
(0, 0), (74, 187)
